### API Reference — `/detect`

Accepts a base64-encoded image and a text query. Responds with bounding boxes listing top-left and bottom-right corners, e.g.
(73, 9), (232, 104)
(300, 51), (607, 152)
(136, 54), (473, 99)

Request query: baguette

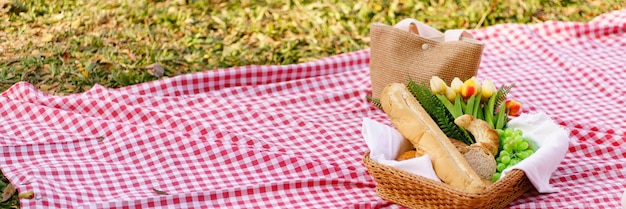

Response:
(380, 83), (486, 193)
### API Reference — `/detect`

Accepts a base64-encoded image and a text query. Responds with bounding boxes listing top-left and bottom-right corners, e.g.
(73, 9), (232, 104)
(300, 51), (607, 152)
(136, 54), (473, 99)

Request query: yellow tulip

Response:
(481, 79), (497, 101)
(450, 77), (463, 94)
(430, 76), (448, 94)
(445, 87), (456, 101)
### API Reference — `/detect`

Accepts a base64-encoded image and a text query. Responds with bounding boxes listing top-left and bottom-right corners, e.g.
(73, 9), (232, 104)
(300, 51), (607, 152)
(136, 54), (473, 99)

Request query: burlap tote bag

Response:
(369, 19), (484, 99)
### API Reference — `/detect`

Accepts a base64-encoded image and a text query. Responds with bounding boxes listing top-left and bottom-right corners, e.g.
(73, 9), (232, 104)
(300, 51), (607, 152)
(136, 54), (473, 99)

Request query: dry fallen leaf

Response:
(4, 58), (19, 66)
(97, 15), (110, 25)
(52, 13), (65, 22)
(124, 49), (137, 62)
(61, 51), (71, 62)
(153, 188), (168, 195)
(39, 83), (59, 93)
(62, 83), (77, 92)
(91, 59), (115, 71)
(41, 34), (54, 43)
(1, 183), (16, 203)
(18, 191), (34, 199)
(78, 67), (89, 78)
(71, 19), (83, 28)
(145, 63), (165, 78)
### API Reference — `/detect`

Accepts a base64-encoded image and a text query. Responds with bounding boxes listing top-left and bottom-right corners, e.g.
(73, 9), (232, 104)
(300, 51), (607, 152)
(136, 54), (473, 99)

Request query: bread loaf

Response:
(380, 83), (486, 193)
(450, 138), (497, 180)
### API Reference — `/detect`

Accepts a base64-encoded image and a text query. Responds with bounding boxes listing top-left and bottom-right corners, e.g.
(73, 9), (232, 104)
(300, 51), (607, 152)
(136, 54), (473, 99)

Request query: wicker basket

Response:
(363, 152), (533, 209)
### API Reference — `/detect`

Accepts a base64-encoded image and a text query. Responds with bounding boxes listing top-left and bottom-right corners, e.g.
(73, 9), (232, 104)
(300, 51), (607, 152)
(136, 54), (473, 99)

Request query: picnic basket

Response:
(363, 152), (534, 209)
(365, 20), (534, 209)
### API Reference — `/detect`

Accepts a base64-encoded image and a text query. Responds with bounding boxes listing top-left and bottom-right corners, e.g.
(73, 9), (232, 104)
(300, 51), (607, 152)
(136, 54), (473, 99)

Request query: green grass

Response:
(0, 0), (624, 207)
(1, 0), (624, 94)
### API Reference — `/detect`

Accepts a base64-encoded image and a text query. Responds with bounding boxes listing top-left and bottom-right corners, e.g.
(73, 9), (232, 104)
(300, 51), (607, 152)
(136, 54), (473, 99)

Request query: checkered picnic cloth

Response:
(2, 10), (626, 209)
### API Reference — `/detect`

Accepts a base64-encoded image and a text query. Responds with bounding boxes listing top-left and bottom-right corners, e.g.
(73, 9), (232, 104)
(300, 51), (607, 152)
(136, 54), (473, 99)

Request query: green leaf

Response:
(454, 95), (464, 118)
(407, 79), (474, 145)
(436, 94), (458, 117)
(473, 92), (482, 117)
(465, 95), (475, 115)
(484, 93), (497, 129)
(366, 96), (382, 109)
(476, 103), (484, 120)
(492, 84), (514, 129)
(494, 84), (514, 112)
(495, 103), (508, 130)
(460, 96), (467, 111)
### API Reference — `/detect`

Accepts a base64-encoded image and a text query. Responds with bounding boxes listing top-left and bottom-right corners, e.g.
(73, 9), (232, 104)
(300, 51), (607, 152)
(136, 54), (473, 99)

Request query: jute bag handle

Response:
(395, 19), (476, 42)
(369, 18), (484, 98)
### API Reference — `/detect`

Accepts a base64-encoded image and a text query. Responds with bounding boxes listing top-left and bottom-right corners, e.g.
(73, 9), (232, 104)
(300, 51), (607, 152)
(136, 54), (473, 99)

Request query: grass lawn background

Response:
(1, 0), (625, 207)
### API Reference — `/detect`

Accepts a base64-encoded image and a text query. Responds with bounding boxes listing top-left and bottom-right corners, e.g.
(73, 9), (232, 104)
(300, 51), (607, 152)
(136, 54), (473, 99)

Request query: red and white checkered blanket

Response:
(2, 10), (626, 209)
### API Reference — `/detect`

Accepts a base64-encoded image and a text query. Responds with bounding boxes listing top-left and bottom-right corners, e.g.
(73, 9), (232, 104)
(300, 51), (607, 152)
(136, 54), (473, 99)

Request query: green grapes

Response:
(492, 127), (537, 182)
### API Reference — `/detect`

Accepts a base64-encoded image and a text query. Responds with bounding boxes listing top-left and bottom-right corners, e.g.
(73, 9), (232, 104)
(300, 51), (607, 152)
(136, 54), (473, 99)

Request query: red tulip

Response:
(460, 79), (478, 99)
(505, 100), (522, 116)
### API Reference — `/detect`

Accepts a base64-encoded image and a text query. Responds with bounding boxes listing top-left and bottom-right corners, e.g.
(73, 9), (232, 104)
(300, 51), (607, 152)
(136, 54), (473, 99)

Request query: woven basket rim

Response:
(363, 151), (531, 196)
(363, 151), (534, 208)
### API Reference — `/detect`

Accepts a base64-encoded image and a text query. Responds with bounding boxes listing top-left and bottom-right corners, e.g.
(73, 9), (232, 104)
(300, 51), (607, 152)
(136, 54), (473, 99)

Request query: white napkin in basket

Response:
(503, 112), (570, 193)
(362, 112), (569, 193)
(362, 118), (441, 182)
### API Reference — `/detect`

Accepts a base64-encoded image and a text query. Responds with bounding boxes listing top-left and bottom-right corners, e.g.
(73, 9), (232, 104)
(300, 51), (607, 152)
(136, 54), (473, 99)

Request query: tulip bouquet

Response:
(428, 76), (535, 181)
(429, 76), (521, 130)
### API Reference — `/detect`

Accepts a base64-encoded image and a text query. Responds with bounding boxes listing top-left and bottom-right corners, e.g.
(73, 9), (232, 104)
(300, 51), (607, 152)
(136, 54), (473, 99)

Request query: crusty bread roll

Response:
(396, 149), (425, 161)
(455, 114), (500, 156)
(380, 83), (486, 193)
(396, 150), (416, 161)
